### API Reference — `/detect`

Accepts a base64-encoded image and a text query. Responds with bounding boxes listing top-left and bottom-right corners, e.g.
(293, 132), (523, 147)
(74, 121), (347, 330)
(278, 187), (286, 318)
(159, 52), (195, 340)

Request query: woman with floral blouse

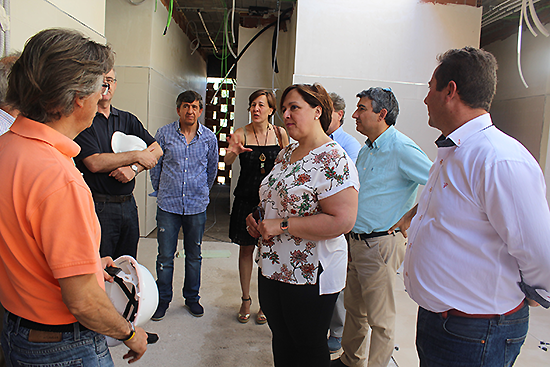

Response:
(246, 83), (359, 367)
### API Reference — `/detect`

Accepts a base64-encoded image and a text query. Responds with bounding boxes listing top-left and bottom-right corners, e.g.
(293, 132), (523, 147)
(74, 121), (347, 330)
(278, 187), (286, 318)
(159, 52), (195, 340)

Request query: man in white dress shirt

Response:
(398, 47), (550, 367)
(0, 53), (19, 135)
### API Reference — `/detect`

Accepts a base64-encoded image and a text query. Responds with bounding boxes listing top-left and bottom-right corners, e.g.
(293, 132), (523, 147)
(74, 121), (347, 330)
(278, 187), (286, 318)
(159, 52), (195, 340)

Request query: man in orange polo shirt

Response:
(0, 28), (147, 366)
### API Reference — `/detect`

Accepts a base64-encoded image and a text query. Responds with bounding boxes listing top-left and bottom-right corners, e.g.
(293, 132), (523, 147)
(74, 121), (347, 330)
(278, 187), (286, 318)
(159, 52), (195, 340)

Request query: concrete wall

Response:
(292, 0), (482, 162)
(230, 10), (297, 208)
(10, 0), (106, 49)
(105, 0), (207, 235)
(484, 24), (550, 200)
(10, 0), (207, 235)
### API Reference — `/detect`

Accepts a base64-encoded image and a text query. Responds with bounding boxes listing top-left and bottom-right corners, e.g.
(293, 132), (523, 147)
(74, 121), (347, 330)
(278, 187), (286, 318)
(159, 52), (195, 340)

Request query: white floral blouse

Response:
(257, 141), (360, 294)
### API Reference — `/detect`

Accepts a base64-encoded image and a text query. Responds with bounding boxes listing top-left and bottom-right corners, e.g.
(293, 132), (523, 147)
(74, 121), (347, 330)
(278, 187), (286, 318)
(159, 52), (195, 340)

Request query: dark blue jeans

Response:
(155, 208), (206, 304)
(416, 302), (529, 367)
(94, 196), (139, 259)
(1, 313), (113, 367)
(259, 273), (338, 367)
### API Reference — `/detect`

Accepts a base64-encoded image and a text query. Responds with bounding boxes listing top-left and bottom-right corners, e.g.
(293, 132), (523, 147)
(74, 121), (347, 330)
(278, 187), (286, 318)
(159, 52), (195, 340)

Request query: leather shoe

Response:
(185, 300), (204, 317)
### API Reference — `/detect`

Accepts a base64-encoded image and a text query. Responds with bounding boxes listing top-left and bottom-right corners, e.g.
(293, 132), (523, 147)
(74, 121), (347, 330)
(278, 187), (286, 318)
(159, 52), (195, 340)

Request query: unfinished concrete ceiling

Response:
(164, 0), (550, 57)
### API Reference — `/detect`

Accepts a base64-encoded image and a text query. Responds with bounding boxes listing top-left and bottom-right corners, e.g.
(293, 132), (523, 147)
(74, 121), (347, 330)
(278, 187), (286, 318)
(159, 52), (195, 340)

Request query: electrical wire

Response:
(185, 20), (200, 55)
(271, 0), (281, 91)
(231, 0), (236, 44)
(225, 9), (238, 59)
(162, 0), (174, 35)
(209, 7), (293, 104)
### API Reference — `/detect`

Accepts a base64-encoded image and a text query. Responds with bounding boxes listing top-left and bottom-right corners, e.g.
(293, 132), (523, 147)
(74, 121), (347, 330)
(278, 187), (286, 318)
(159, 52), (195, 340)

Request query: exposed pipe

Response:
(198, 9), (218, 54)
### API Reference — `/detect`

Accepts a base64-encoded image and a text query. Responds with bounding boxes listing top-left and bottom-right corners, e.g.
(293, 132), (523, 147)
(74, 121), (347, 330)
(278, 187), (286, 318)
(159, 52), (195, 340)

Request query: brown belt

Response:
(7, 312), (87, 343)
(440, 300), (525, 319)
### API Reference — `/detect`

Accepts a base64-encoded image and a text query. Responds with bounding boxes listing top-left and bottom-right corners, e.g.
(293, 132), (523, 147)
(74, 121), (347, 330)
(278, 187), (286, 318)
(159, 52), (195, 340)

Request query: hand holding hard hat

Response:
(104, 256), (159, 347)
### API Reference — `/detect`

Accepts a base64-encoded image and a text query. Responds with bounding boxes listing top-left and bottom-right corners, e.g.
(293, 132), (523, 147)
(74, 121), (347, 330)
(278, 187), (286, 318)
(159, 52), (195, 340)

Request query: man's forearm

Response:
(59, 274), (132, 340)
(81, 151), (140, 173)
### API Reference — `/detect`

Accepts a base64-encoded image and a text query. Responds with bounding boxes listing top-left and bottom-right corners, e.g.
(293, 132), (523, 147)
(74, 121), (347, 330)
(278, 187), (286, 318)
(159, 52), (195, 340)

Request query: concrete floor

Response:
(109, 184), (550, 367)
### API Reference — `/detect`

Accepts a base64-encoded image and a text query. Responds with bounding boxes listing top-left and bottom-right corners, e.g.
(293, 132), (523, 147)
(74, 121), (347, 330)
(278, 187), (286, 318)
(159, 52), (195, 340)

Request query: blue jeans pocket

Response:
(18, 359), (84, 367)
(504, 334), (527, 367)
(443, 317), (487, 343)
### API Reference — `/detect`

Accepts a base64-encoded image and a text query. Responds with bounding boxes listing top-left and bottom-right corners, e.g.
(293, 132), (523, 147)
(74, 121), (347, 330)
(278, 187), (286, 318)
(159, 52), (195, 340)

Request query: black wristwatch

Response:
(131, 164), (139, 176)
(118, 321), (136, 342)
(280, 217), (289, 234)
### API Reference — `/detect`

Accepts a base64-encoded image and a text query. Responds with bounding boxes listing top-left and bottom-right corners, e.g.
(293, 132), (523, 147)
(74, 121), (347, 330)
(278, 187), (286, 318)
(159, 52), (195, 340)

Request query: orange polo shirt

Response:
(0, 116), (103, 325)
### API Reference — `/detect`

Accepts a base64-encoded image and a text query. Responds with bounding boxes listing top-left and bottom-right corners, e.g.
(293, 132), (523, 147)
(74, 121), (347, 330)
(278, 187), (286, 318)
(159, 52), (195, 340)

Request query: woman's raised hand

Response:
(227, 133), (252, 156)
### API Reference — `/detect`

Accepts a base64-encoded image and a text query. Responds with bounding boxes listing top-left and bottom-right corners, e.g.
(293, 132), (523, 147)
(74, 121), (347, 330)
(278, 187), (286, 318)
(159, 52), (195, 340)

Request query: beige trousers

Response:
(341, 232), (406, 367)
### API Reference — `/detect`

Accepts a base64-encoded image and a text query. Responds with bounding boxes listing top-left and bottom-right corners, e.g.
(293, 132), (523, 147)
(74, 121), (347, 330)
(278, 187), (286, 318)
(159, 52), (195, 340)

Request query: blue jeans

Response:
(156, 207), (206, 304)
(416, 302), (529, 367)
(1, 313), (113, 367)
(94, 196), (139, 259)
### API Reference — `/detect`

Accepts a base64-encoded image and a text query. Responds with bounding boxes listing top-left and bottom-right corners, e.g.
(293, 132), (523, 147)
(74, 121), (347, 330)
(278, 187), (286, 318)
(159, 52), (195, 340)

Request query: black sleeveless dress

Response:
(229, 128), (282, 246)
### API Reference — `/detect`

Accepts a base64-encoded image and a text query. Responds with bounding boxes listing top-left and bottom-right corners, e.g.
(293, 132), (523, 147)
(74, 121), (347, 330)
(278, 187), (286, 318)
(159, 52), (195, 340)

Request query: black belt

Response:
(349, 229), (400, 241)
(7, 312), (88, 333)
(92, 193), (132, 203)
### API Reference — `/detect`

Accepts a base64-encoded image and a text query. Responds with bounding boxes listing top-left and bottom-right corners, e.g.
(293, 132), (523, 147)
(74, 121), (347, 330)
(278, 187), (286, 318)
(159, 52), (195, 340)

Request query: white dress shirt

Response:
(0, 108), (15, 135)
(404, 113), (550, 314)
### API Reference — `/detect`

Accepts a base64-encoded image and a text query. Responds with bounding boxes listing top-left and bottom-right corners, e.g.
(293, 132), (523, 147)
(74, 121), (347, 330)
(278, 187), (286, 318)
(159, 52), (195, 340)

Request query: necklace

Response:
(252, 124), (270, 174)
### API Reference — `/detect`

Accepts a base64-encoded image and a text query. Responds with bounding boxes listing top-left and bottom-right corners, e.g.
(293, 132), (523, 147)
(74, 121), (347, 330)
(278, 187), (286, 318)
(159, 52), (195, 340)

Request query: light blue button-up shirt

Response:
(353, 125), (432, 234)
(150, 121), (218, 215)
(331, 126), (362, 163)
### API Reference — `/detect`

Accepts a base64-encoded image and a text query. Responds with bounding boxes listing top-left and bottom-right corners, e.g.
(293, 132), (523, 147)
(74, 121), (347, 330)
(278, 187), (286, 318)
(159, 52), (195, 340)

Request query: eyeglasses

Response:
(101, 83), (110, 96)
(105, 77), (117, 84)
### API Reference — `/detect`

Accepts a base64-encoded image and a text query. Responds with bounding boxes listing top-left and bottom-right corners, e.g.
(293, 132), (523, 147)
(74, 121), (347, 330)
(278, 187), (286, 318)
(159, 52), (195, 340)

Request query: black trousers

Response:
(259, 273), (338, 367)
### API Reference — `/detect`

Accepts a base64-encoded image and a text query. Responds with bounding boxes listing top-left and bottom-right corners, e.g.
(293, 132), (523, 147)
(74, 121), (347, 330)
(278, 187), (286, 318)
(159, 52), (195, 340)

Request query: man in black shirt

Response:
(75, 68), (162, 258)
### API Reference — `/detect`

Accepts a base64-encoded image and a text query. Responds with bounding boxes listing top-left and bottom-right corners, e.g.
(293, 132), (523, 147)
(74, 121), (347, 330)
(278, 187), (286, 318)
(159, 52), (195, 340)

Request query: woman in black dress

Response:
(225, 89), (289, 324)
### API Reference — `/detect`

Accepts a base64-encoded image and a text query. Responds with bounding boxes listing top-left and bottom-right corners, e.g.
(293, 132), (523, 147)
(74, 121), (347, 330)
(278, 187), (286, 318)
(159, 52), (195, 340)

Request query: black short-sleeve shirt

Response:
(74, 107), (156, 196)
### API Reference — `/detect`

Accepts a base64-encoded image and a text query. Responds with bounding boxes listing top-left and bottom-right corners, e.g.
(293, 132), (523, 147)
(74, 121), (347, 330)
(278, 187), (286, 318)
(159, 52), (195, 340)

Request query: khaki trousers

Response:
(341, 232), (406, 367)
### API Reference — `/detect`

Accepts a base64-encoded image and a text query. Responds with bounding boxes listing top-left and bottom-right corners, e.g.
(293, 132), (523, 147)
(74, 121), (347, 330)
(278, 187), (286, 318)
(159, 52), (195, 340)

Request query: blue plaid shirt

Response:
(150, 121), (218, 215)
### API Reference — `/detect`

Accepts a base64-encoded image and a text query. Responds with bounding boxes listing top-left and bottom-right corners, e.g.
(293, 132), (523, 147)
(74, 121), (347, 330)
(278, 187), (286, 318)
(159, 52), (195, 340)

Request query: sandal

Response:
(256, 310), (267, 325)
(237, 297), (252, 323)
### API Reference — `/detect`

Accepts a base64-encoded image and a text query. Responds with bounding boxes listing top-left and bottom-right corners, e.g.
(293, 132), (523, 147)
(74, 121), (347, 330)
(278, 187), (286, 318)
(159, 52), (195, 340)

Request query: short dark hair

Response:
(248, 89), (277, 117)
(177, 90), (203, 109)
(6, 28), (114, 123)
(0, 52), (20, 106)
(434, 47), (498, 112)
(329, 92), (345, 125)
(281, 83), (333, 133)
(356, 87), (399, 126)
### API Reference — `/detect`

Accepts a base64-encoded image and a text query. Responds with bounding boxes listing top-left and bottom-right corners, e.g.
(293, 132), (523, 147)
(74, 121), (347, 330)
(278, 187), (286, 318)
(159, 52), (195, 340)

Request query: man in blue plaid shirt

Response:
(149, 90), (218, 321)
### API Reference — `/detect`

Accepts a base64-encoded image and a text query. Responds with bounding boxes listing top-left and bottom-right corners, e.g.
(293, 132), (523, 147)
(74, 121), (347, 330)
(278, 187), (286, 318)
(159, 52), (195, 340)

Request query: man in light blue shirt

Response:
(150, 90), (218, 321)
(326, 92), (362, 354)
(328, 92), (361, 163)
(332, 88), (432, 367)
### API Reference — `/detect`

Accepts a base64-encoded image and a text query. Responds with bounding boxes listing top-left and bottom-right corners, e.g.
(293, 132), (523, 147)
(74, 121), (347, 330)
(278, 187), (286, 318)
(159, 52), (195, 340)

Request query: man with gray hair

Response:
(326, 92), (361, 354)
(0, 52), (19, 135)
(327, 92), (361, 163)
(0, 28), (147, 366)
(332, 88), (432, 367)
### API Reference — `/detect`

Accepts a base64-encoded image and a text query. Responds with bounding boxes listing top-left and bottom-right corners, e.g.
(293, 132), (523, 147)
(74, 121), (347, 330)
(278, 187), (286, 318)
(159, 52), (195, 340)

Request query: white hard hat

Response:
(111, 131), (147, 153)
(104, 256), (159, 347)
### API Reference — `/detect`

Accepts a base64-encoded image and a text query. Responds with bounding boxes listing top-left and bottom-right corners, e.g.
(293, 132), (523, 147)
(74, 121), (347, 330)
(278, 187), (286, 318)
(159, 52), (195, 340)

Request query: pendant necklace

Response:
(252, 124), (270, 174)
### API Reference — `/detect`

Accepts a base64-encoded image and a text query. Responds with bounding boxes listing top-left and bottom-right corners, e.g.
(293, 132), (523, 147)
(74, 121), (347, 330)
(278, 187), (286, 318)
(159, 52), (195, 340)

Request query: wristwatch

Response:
(118, 321), (136, 342)
(131, 164), (139, 176)
(280, 217), (289, 234)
